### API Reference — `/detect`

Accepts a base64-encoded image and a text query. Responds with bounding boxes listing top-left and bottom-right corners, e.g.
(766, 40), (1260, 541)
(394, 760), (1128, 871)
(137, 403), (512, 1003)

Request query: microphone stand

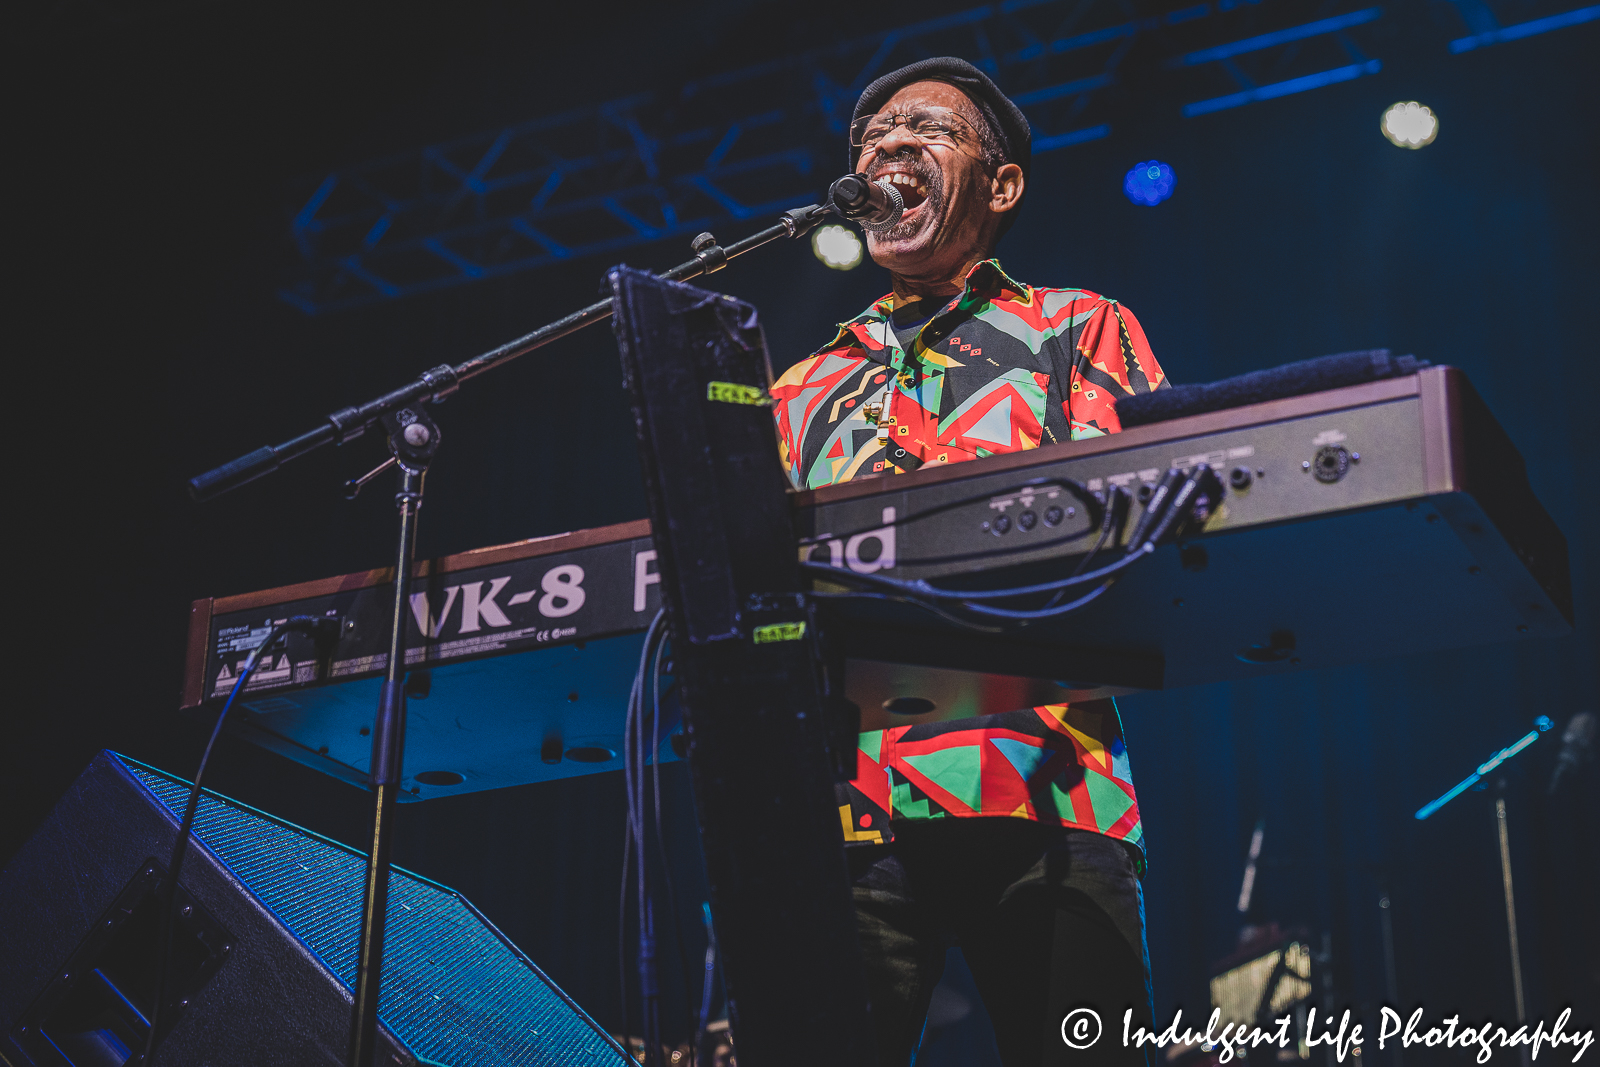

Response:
(342, 402), (440, 1067)
(188, 204), (834, 503)
(1413, 715), (1553, 1066)
(1490, 777), (1530, 1067)
(186, 202), (836, 1067)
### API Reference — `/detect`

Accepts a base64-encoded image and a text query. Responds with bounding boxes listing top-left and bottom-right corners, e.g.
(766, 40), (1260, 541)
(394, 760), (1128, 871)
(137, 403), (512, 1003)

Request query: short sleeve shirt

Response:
(770, 259), (1167, 861)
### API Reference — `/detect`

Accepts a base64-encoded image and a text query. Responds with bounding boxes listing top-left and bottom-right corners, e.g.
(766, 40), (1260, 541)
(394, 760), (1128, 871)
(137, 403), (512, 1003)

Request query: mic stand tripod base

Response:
(348, 405), (440, 1067)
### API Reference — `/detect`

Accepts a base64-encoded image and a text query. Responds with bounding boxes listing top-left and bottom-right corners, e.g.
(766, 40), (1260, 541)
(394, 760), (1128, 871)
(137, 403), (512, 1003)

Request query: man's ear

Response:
(990, 163), (1024, 215)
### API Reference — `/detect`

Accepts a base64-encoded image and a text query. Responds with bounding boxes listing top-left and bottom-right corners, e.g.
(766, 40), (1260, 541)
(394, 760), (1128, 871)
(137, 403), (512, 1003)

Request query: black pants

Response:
(849, 819), (1154, 1067)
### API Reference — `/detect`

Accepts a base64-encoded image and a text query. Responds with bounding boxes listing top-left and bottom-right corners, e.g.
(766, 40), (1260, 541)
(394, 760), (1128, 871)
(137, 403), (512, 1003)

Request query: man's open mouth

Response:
(877, 171), (930, 212)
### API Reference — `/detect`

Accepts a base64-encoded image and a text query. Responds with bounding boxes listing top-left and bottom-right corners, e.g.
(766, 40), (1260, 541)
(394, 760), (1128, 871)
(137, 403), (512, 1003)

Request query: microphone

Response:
(1548, 711), (1595, 795)
(829, 173), (904, 232)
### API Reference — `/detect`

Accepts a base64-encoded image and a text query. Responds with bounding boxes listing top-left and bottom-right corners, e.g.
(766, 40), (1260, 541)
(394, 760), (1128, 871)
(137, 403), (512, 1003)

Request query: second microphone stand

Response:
(347, 404), (440, 1067)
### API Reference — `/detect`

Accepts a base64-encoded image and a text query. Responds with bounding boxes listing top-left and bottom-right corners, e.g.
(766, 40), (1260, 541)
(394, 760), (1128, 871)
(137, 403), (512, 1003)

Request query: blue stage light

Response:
(1124, 161), (1176, 206)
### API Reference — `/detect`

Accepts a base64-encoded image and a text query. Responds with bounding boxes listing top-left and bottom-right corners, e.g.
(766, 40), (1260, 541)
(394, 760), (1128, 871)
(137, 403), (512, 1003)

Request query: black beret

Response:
(849, 57), (1031, 235)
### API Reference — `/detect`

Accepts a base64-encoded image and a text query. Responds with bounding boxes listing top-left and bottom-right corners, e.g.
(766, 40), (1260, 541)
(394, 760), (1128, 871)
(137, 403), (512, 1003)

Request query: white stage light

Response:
(1382, 101), (1439, 149)
(812, 224), (864, 270)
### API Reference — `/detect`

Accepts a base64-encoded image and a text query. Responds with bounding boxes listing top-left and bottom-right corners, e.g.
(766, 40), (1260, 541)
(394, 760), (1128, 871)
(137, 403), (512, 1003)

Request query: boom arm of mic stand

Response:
(187, 203), (835, 501)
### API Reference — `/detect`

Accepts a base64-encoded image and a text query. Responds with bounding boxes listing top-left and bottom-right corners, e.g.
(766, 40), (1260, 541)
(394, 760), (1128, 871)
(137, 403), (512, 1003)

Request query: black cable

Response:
(647, 636), (700, 1060)
(650, 634), (667, 870)
(799, 475), (1103, 551)
(815, 573), (1118, 623)
(953, 578), (1118, 620)
(143, 615), (328, 1064)
(803, 478), (1183, 626)
(695, 902), (719, 1066)
(801, 540), (1152, 604)
(1042, 485), (1125, 611)
(620, 614), (664, 1051)
(1141, 466), (1211, 548)
(627, 675), (646, 1067)
(1073, 485), (1128, 578)
(625, 641), (642, 1053)
(622, 612), (666, 1064)
(617, 818), (633, 1047)
(617, 618), (701, 1059)
(1125, 468), (1184, 549)
(809, 462), (1218, 624)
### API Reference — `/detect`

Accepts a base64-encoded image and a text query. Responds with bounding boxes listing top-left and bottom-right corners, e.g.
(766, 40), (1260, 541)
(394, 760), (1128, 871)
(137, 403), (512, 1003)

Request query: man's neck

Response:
(888, 251), (991, 304)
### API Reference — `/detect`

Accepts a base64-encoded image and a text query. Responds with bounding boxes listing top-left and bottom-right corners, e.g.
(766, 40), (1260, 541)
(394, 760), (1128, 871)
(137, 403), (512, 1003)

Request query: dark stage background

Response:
(13, 2), (1598, 1061)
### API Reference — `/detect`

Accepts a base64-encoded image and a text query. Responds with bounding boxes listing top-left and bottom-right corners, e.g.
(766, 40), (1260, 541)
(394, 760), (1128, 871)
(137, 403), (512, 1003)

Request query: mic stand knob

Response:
(691, 232), (728, 274)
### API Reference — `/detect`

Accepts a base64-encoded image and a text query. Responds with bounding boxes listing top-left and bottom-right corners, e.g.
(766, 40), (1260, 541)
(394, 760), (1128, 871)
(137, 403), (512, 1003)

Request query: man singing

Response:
(770, 58), (1166, 1066)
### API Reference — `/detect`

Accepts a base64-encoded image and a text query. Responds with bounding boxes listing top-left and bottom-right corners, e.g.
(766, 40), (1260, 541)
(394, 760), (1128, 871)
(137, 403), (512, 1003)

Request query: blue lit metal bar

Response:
(290, 193), (821, 314)
(1033, 124), (1113, 152)
(1449, 3), (1600, 52)
(509, 220), (571, 258)
(283, 0), (1151, 311)
(1183, 59), (1381, 117)
(1414, 717), (1554, 820)
(1168, 4), (1212, 25)
(421, 238), (485, 278)
(282, 1), (1396, 311)
(1177, 8), (1383, 64)
(1012, 74), (1113, 107)
(1017, 20), (1132, 61)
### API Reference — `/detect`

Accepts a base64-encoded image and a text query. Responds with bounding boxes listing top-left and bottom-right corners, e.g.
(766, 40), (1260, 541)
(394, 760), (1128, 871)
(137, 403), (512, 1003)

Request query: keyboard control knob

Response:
(1043, 505), (1065, 526)
(1018, 510), (1037, 531)
(993, 514), (1012, 534)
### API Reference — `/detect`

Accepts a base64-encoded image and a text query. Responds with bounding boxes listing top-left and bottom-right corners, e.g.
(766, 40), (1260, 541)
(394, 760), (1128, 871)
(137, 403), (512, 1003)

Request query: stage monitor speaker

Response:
(0, 751), (632, 1067)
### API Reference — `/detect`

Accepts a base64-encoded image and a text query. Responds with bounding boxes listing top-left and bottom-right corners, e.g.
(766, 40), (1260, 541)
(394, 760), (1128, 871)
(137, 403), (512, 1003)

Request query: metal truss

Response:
(279, 0), (1587, 312)
(1441, 0), (1599, 52)
(1172, 7), (1383, 117)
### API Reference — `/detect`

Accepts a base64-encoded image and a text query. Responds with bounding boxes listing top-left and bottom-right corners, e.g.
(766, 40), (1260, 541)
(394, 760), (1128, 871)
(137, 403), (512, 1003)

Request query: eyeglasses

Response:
(850, 106), (984, 157)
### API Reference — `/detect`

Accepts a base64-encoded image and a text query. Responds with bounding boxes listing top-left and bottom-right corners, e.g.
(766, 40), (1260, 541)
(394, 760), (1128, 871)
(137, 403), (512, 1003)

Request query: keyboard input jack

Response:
(1313, 445), (1350, 483)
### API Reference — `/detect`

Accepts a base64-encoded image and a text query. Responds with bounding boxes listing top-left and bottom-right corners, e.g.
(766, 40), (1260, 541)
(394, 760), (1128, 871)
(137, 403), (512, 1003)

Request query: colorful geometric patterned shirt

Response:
(770, 259), (1167, 862)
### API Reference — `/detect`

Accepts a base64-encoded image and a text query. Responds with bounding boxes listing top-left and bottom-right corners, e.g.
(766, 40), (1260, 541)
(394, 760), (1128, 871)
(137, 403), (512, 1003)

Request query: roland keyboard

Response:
(181, 366), (1570, 799)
